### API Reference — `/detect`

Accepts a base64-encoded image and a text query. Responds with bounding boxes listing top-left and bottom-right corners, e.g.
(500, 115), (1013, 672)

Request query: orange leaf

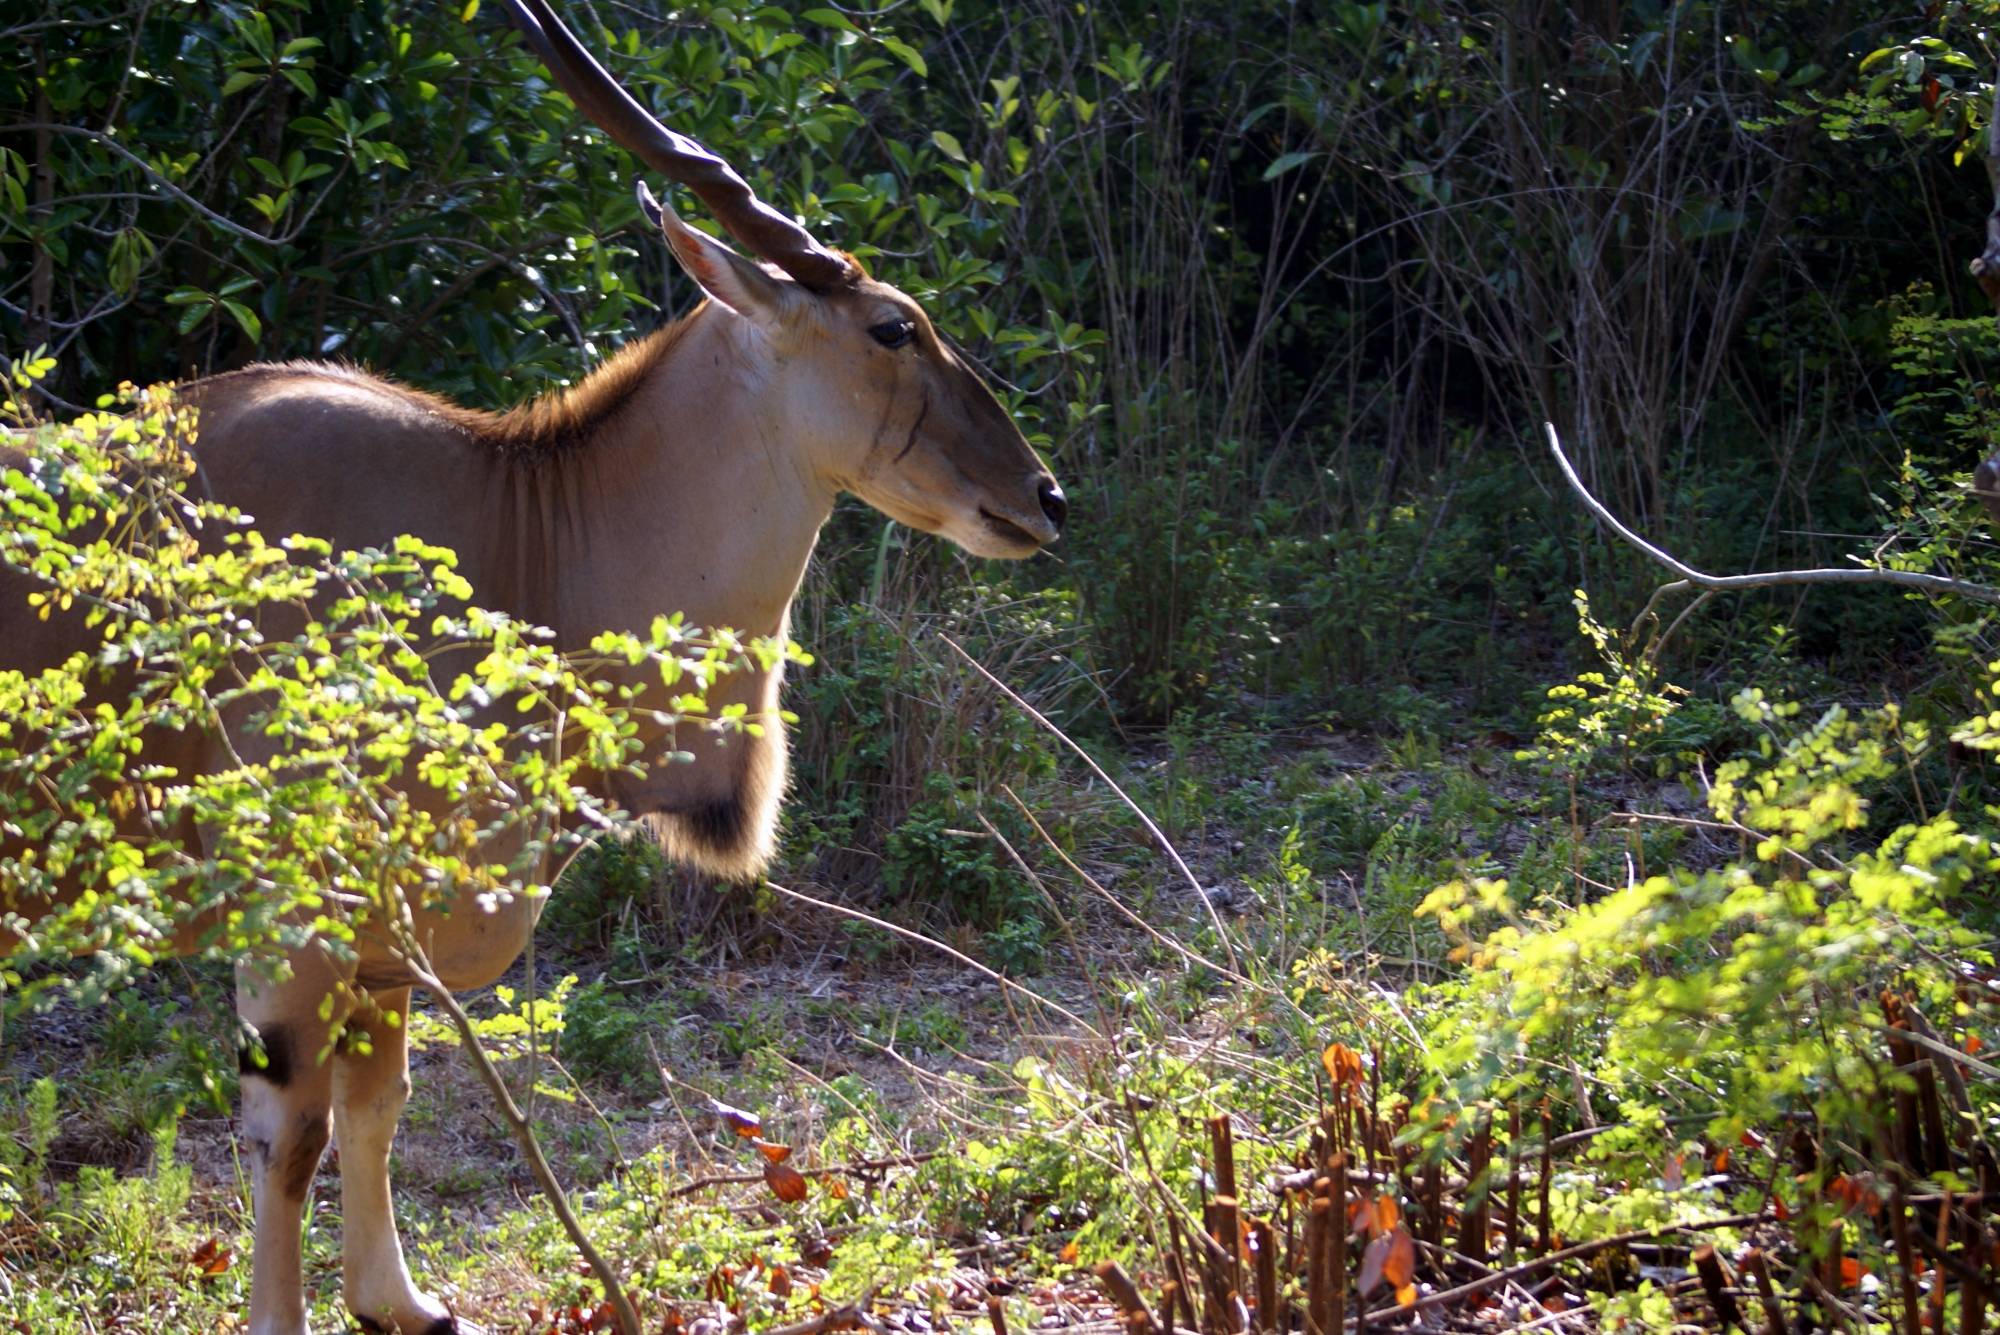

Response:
(1060, 1240), (1080, 1265)
(765, 1160), (810, 1203)
(1773, 1196), (1791, 1222)
(1382, 1228), (1417, 1290)
(1839, 1257), (1867, 1289)
(1372, 1194), (1401, 1238)
(825, 1176), (850, 1200)
(754, 1139), (794, 1164)
(770, 1266), (794, 1299)
(1321, 1043), (1365, 1092)
(1966, 1034), (1985, 1056)
(1712, 1148), (1731, 1173)
(1395, 1284), (1417, 1309)
(1661, 1155), (1685, 1191)
(711, 1099), (764, 1138)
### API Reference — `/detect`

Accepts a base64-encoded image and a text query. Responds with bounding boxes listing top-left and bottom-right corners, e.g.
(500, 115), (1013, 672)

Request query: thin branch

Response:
(938, 634), (1243, 974)
(5, 122), (279, 247)
(408, 955), (643, 1335)
(663, 1152), (939, 1199)
(1545, 423), (2000, 606)
(763, 881), (1100, 1039)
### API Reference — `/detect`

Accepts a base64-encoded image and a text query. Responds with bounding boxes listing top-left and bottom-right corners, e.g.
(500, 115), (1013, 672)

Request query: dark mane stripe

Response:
(189, 312), (702, 465)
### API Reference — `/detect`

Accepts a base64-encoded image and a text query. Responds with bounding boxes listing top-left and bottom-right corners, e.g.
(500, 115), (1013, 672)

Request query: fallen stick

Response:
(665, 1152), (941, 1199)
(1356, 1213), (1766, 1325)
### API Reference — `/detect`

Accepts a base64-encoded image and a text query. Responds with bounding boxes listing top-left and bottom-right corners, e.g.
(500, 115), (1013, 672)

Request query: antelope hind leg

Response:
(334, 987), (473, 1334)
(238, 958), (344, 1335)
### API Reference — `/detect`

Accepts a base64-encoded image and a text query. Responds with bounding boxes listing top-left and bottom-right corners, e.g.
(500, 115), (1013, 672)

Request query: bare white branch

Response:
(1545, 422), (2000, 607)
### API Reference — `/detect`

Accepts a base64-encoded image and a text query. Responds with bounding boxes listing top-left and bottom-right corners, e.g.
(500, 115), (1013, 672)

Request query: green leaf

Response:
(931, 130), (966, 162)
(1263, 150), (1321, 182)
(800, 7), (862, 33)
(220, 300), (262, 342)
(879, 37), (928, 78)
(221, 70), (263, 98)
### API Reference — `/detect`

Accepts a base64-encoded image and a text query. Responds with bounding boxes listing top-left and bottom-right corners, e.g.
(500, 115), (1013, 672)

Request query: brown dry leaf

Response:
(1661, 1154), (1685, 1192)
(1346, 1197), (1371, 1237)
(1382, 1228), (1417, 1290)
(765, 1160), (810, 1203)
(800, 1236), (835, 1267)
(754, 1139), (793, 1164)
(770, 1266), (794, 1299)
(825, 1176), (850, 1200)
(711, 1099), (764, 1138)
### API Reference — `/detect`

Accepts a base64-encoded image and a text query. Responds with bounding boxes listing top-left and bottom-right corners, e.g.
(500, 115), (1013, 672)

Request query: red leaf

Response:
(754, 1138), (794, 1164)
(1840, 1256), (1867, 1288)
(770, 1265), (794, 1299)
(187, 1236), (234, 1277)
(765, 1160), (810, 1203)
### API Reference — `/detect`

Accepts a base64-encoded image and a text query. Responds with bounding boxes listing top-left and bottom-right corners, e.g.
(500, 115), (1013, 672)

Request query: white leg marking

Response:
(336, 988), (458, 1334)
(239, 964), (341, 1335)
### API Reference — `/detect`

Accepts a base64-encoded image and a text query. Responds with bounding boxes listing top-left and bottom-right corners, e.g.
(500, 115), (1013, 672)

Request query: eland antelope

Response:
(0, 1), (1065, 1330)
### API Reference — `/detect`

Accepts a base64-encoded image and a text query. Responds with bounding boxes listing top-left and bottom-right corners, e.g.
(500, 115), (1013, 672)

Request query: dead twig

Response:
(1356, 1213), (1767, 1324)
(664, 1153), (940, 1199)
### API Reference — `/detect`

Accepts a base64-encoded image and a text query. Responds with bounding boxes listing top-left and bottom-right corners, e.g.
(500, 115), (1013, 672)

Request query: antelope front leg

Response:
(239, 962), (344, 1335)
(334, 987), (466, 1334)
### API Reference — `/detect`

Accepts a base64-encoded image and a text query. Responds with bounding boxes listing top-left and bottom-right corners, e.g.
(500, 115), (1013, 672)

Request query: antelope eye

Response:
(868, 320), (916, 349)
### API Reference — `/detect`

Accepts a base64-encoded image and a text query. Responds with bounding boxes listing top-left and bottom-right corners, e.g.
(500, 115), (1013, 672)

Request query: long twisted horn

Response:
(498, 0), (856, 293)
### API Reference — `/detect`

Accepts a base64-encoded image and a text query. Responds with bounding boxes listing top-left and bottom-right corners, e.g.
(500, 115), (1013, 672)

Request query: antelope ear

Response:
(641, 181), (795, 327)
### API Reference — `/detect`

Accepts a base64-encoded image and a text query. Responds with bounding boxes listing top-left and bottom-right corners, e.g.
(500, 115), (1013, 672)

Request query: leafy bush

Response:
(0, 364), (793, 1006)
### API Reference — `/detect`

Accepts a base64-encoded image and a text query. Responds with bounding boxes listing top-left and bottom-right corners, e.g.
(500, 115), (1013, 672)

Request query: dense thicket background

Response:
(20, 4), (2000, 1330)
(12, 0), (2000, 966)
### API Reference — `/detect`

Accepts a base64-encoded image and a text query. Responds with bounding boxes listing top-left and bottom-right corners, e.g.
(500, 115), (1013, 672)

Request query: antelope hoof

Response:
(352, 1307), (483, 1335)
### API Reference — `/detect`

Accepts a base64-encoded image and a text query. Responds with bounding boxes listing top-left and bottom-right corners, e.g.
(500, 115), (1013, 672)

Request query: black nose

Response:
(1038, 478), (1068, 532)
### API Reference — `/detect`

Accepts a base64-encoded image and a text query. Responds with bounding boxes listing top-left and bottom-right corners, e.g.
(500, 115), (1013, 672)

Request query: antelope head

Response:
(502, 0), (1068, 559)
